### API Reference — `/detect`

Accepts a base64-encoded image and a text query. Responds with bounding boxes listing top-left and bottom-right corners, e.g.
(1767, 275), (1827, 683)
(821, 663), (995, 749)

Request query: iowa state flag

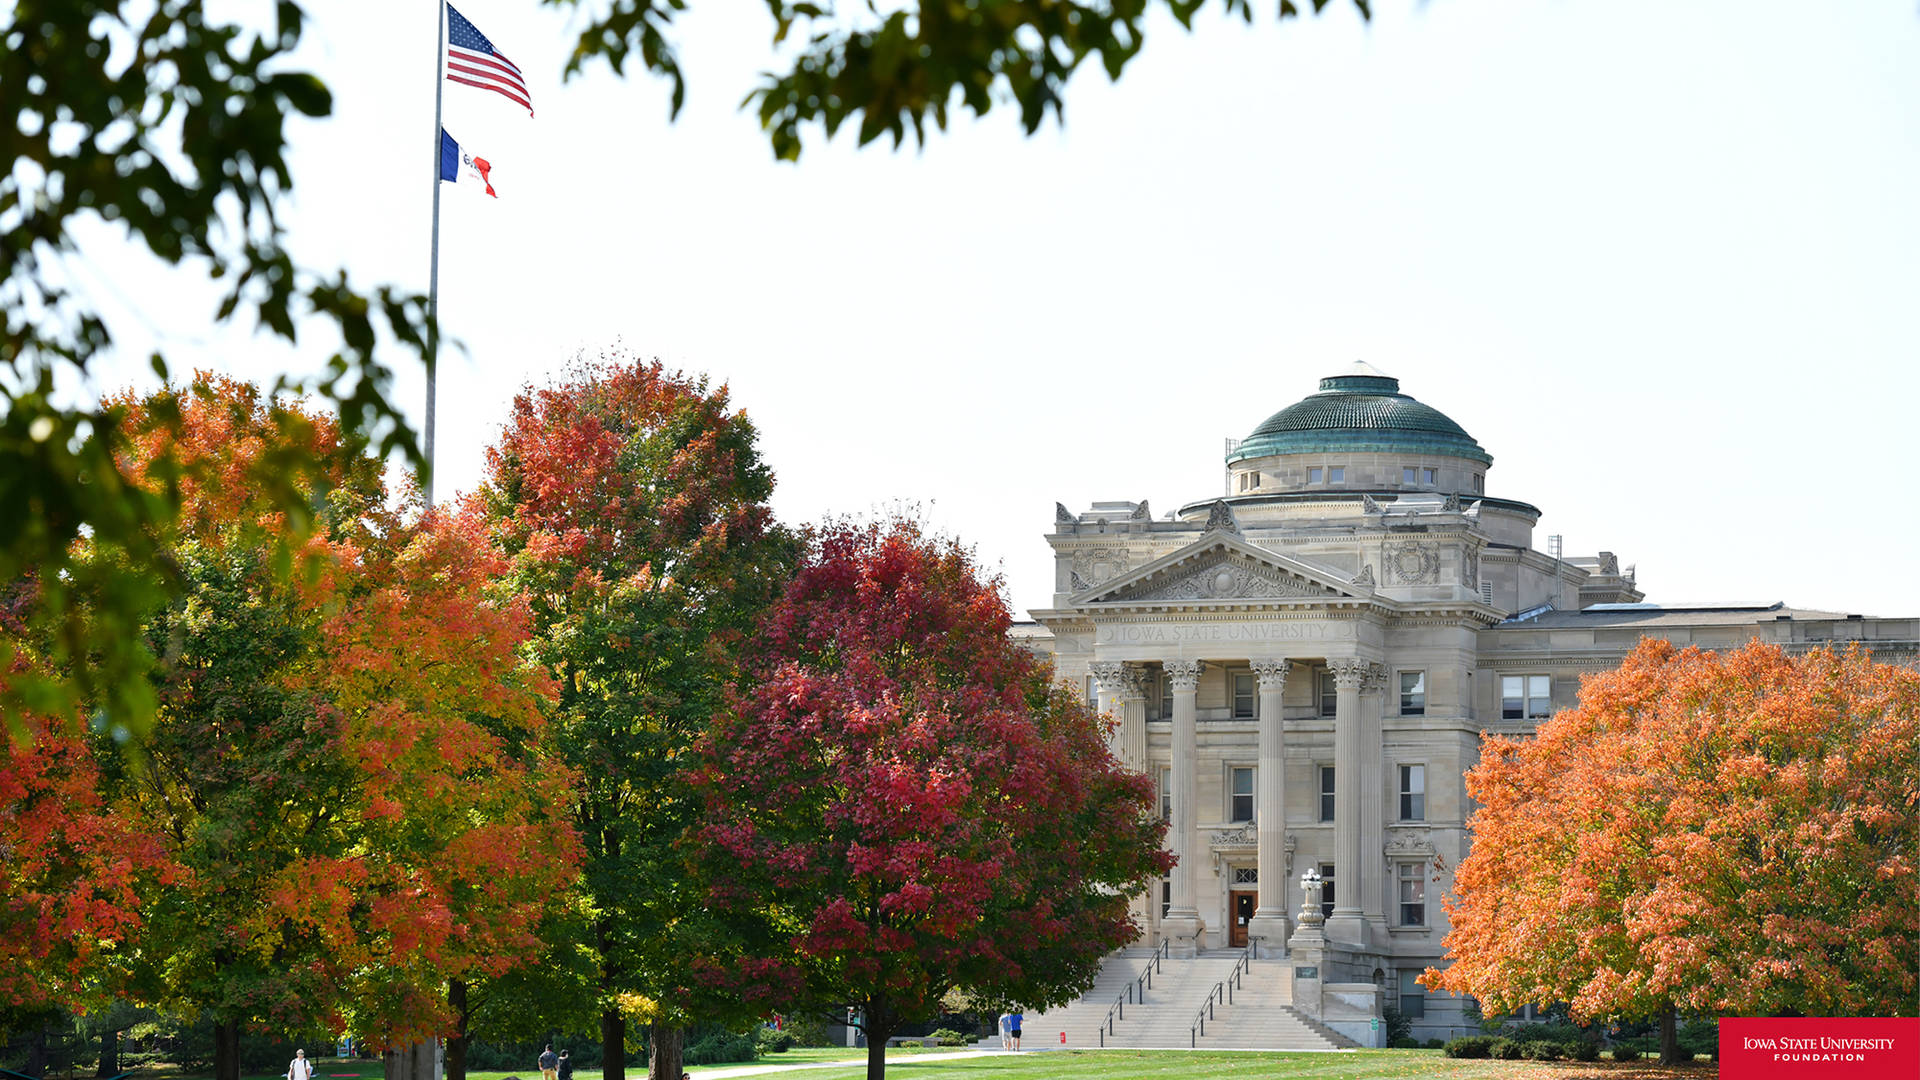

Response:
(439, 129), (497, 197)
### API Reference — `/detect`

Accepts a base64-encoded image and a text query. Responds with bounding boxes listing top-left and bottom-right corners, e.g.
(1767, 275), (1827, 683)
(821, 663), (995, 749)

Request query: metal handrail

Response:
(1099, 938), (1174, 1047)
(1191, 943), (1258, 1046)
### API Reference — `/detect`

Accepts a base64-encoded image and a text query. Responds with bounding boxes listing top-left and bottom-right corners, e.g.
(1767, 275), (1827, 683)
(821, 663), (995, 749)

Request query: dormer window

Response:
(1236, 471), (1262, 492)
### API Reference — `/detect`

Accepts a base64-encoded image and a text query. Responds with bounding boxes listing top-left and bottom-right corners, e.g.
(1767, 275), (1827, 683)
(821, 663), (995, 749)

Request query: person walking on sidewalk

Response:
(1009, 1010), (1023, 1051)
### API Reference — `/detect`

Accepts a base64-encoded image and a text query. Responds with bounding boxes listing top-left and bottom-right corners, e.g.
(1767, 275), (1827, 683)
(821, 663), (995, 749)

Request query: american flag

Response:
(446, 4), (533, 117)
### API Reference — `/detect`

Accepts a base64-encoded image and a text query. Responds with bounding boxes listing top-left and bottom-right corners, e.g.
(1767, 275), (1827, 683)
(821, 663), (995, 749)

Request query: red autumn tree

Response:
(1426, 638), (1919, 1060)
(479, 354), (797, 1080)
(0, 671), (175, 1017)
(80, 377), (578, 1080)
(691, 515), (1169, 1080)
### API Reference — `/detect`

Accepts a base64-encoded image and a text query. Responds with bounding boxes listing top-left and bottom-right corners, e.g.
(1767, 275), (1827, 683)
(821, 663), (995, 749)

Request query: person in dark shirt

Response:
(556, 1051), (572, 1080)
(537, 1045), (557, 1080)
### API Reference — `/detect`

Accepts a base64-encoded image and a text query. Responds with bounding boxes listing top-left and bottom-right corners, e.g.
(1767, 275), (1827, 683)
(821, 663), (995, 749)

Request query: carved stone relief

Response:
(1203, 499), (1240, 534)
(1120, 553), (1332, 602)
(1071, 546), (1130, 591)
(1386, 542), (1440, 585)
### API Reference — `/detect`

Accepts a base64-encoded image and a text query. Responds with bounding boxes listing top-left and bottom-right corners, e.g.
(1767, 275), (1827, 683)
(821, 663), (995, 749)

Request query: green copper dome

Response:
(1229, 362), (1492, 466)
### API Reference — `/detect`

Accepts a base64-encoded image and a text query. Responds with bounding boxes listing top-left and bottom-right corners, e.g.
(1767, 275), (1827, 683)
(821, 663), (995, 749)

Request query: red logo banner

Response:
(1721, 1018), (1919, 1080)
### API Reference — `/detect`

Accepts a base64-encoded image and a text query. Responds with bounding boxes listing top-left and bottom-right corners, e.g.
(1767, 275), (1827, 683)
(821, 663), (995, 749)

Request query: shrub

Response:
(928, 1029), (969, 1047)
(1568, 1040), (1601, 1061)
(1423, 1038), (1448, 1050)
(683, 1033), (757, 1066)
(1611, 1044), (1642, 1062)
(753, 1028), (796, 1054)
(1490, 1039), (1522, 1060)
(1680, 1017), (1720, 1061)
(1444, 1036), (1494, 1058)
(1522, 1041), (1565, 1061)
(784, 1017), (833, 1048)
(1383, 1005), (1414, 1048)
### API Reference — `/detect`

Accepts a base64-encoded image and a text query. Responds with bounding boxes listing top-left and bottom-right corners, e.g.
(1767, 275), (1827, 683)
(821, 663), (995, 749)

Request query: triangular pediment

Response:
(1074, 534), (1365, 607)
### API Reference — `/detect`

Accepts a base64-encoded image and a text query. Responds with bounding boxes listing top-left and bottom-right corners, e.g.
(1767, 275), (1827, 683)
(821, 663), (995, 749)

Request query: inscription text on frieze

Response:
(1095, 621), (1355, 644)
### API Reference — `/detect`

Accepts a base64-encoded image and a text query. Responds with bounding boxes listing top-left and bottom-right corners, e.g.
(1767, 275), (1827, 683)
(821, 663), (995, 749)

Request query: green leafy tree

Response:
(479, 353), (797, 1080)
(79, 377), (579, 1080)
(4, 0), (1364, 742)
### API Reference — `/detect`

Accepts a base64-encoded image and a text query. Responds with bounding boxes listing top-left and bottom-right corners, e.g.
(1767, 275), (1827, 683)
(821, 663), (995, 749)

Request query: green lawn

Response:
(718, 1050), (1715, 1080)
(158, 1049), (1715, 1080)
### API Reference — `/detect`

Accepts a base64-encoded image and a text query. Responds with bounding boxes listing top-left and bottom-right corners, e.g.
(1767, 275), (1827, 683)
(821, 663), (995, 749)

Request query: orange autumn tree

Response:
(81, 377), (578, 1080)
(1427, 638), (1919, 1057)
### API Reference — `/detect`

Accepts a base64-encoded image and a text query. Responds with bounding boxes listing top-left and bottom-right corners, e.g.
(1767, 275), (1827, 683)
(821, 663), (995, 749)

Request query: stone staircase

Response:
(976, 947), (1358, 1052)
(1192, 961), (1357, 1050)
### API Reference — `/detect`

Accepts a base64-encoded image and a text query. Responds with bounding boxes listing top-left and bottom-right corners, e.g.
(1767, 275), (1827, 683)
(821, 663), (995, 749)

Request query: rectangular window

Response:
(1399, 671), (1426, 716)
(1399, 764), (1426, 821)
(1319, 668), (1337, 717)
(1473, 473), (1484, 493)
(1160, 672), (1173, 719)
(1160, 767), (1172, 824)
(1399, 863), (1426, 926)
(1229, 766), (1254, 823)
(1328, 465), (1345, 483)
(1319, 766), (1336, 822)
(1402, 466), (1417, 484)
(1231, 671), (1255, 718)
(1501, 675), (1552, 719)
(1308, 466), (1323, 484)
(1319, 863), (1336, 919)
(1422, 467), (1437, 485)
(1161, 878), (1171, 919)
(1399, 969), (1426, 1017)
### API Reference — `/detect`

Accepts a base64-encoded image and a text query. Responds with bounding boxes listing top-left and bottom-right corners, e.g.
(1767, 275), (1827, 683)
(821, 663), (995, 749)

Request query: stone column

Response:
(1360, 663), (1390, 942)
(1247, 658), (1291, 957)
(1162, 658), (1205, 957)
(1089, 661), (1129, 760)
(1325, 658), (1371, 946)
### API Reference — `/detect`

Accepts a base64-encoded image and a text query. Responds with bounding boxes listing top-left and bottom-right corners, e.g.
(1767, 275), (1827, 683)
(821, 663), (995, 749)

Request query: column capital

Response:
(1090, 660), (1140, 699)
(1163, 658), (1204, 692)
(1327, 657), (1373, 691)
(1361, 661), (1390, 695)
(1250, 658), (1291, 691)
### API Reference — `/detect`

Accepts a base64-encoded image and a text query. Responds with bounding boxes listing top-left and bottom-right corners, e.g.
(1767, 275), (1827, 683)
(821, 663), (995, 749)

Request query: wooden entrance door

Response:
(1229, 890), (1256, 948)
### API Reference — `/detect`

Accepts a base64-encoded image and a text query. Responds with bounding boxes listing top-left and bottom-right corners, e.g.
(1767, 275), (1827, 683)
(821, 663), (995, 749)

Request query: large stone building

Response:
(1017, 362), (1918, 1040)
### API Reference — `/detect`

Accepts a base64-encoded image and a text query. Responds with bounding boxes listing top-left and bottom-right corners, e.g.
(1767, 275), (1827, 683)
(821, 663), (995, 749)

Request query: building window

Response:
(1233, 866), (1258, 884)
(1318, 668), (1337, 717)
(1328, 465), (1345, 483)
(1399, 863), (1426, 926)
(1308, 466), (1323, 484)
(1473, 473), (1484, 493)
(1237, 471), (1261, 492)
(1501, 674), (1552, 720)
(1399, 671), (1426, 716)
(1161, 878), (1172, 919)
(1319, 863), (1336, 919)
(1402, 466), (1417, 484)
(1231, 671), (1255, 718)
(1399, 969), (1426, 1017)
(1159, 767), (1172, 823)
(1160, 671), (1172, 719)
(1319, 766), (1336, 822)
(1229, 766), (1254, 823)
(1399, 764), (1426, 821)
(1422, 467), (1437, 485)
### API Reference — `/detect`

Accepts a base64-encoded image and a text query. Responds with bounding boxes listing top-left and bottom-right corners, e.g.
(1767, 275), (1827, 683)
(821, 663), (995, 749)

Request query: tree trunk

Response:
(98, 1027), (120, 1077)
(645, 1024), (682, 1080)
(445, 980), (468, 1080)
(599, 1007), (625, 1080)
(213, 1020), (242, 1080)
(862, 996), (896, 1080)
(1658, 1007), (1683, 1065)
(25, 1026), (48, 1078)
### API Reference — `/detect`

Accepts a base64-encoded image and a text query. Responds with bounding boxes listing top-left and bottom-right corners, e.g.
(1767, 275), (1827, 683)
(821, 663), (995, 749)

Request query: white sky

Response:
(61, 0), (1920, 620)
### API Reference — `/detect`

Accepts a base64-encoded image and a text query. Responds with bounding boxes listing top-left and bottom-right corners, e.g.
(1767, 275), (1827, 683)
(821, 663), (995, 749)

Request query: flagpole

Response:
(426, 0), (446, 510)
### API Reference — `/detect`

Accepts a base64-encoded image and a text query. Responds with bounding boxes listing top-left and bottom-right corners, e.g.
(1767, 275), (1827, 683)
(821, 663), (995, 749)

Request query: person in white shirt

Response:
(288, 1050), (313, 1080)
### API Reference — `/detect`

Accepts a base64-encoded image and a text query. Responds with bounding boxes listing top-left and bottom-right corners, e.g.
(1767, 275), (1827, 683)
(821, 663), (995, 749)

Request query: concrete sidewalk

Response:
(697, 1050), (1016, 1078)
